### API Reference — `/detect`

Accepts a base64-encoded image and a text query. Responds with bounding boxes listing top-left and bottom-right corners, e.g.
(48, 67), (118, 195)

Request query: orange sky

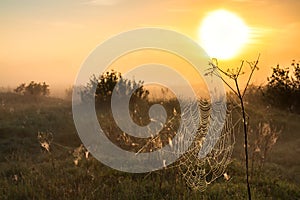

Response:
(0, 0), (299, 96)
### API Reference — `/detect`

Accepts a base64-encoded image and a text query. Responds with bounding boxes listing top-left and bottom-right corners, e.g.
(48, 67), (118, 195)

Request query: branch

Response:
(212, 72), (239, 97)
(209, 61), (233, 78)
(236, 60), (245, 78)
(242, 54), (260, 98)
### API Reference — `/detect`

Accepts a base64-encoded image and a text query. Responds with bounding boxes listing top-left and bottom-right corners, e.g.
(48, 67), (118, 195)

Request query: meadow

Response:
(0, 91), (299, 199)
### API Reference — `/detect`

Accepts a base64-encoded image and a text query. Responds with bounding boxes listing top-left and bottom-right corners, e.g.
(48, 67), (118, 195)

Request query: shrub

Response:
(14, 81), (50, 96)
(264, 61), (300, 113)
(81, 70), (149, 103)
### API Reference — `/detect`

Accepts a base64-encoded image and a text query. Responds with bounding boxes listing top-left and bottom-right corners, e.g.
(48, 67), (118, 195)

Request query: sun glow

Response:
(199, 9), (249, 60)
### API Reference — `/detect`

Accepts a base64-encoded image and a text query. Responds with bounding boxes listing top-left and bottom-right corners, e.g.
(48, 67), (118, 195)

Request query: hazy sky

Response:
(1, 0), (300, 95)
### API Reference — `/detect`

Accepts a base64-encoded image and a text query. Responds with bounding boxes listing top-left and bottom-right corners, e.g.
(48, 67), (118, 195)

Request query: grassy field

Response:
(0, 92), (299, 199)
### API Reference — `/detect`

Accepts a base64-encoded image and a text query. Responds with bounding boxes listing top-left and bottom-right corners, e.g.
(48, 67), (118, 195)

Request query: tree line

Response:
(13, 60), (300, 113)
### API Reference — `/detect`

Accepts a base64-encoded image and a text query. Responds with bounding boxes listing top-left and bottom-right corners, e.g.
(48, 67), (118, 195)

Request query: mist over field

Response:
(1, 0), (300, 199)
(1, 64), (300, 199)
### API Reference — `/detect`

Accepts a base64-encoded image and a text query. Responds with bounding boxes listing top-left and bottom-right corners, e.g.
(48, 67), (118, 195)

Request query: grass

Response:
(0, 92), (299, 199)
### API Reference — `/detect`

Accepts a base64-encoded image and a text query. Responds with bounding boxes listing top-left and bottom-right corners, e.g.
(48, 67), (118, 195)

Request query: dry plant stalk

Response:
(250, 121), (281, 172)
(206, 55), (260, 200)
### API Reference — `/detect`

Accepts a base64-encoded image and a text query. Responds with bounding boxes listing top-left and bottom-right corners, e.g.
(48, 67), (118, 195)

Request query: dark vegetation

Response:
(260, 60), (300, 113)
(14, 81), (50, 97)
(82, 70), (180, 153)
(0, 66), (299, 199)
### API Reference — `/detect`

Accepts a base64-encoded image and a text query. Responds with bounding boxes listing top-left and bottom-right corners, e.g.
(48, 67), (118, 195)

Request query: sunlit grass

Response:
(0, 92), (299, 199)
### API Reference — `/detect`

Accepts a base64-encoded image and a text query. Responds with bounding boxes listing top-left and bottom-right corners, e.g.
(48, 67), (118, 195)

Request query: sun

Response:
(199, 9), (249, 60)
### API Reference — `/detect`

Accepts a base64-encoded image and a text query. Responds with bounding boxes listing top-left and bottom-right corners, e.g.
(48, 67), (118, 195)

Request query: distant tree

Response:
(264, 61), (300, 112)
(65, 86), (73, 101)
(82, 70), (149, 103)
(265, 64), (293, 108)
(291, 60), (300, 112)
(14, 83), (26, 94)
(14, 81), (50, 96)
(291, 60), (300, 89)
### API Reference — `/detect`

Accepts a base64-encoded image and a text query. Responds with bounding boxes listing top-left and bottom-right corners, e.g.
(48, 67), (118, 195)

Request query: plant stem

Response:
(235, 79), (252, 200)
(209, 56), (259, 200)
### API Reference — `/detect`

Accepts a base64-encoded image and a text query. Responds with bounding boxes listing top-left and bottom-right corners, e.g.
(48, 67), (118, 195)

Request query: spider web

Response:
(173, 100), (235, 191)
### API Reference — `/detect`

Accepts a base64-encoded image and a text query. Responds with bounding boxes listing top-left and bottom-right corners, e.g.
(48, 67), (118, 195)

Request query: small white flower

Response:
(85, 151), (89, 159)
(131, 143), (138, 146)
(74, 159), (79, 166)
(40, 142), (50, 152)
(13, 174), (18, 182)
(168, 137), (173, 148)
(254, 147), (261, 152)
(223, 173), (230, 181)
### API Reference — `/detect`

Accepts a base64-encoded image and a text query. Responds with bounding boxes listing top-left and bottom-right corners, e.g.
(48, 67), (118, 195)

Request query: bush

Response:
(14, 81), (50, 96)
(264, 61), (300, 113)
(81, 70), (149, 103)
